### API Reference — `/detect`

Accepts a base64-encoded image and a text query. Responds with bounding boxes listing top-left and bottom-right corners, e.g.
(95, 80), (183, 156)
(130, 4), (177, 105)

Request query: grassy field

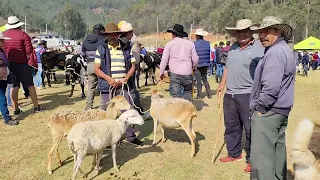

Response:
(0, 70), (319, 180)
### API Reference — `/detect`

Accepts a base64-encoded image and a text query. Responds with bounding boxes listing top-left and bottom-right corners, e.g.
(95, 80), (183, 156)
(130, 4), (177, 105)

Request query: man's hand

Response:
(160, 74), (164, 80)
(257, 112), (262, 117)
(216, 84), (224, 94)
(108, 78), (117, 87)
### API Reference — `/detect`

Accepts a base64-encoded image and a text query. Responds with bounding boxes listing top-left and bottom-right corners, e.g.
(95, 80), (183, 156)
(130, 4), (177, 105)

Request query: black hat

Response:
(219, 41), (225, 46)
(93, 23), (105, 33)
(39, 40), (47, 45)
(167, 24), (188, 37)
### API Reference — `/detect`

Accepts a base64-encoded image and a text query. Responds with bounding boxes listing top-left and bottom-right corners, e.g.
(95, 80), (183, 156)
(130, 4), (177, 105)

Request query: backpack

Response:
(218, 51), (228, 65)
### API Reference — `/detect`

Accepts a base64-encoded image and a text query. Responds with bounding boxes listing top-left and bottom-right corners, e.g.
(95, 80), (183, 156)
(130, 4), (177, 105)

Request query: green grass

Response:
(0, 71), (319, 180)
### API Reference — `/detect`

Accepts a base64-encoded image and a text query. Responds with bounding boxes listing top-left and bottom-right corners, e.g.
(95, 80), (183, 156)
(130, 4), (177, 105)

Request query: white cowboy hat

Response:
(119, 22), (135, 32)
(5, 16), (25, 30)
(193, 29), (209, 36)
(225, 19), (254, 37)
(0, 31), (11, 40)
(250, 16), (293, 42)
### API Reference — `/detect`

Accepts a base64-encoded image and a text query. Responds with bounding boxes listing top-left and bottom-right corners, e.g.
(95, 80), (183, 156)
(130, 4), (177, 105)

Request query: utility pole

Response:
(189, 23), (193, 40)
(46, 24), (48, 34)
(24, 16), (27, 32)
(156, 15), (159, 48)
(306, 0), (310, 39)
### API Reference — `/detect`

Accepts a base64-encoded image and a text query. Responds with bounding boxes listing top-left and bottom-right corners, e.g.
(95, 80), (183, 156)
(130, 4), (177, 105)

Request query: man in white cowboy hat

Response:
(94, 22), (143, 146)
(193, 28), (212, 99)
(159, 24), (199, 102)
(118, 21), (147, 118)
(249, 16), (296, 180)
(217, 19), (264, 173)
(3, 15), (44, 115)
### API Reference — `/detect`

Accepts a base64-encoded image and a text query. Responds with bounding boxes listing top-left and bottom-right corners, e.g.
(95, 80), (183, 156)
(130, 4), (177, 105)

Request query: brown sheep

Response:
(150, 90), (197, 157)
(47, 95), (131, 175)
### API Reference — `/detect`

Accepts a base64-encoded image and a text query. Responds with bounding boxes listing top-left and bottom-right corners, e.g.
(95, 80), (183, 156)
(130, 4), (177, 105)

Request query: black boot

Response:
(205, 84), (212, 99)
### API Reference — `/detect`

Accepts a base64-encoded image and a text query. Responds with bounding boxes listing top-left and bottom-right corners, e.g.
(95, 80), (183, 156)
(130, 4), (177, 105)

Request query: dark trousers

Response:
(223, 93), (251, 163)
(100, 88), (137, 141)
(250, 111), (288, 180)
(195, 66), (210, 98)
(170, 72), (193, 102)
(86, 63), (98, 109)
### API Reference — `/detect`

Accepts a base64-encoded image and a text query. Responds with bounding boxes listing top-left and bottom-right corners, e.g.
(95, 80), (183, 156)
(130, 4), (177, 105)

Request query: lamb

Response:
(291, 119), (320, 180)
(47, 95), (131, 175)
(149, 90), (197, 157)
(67, 109), (144, 180)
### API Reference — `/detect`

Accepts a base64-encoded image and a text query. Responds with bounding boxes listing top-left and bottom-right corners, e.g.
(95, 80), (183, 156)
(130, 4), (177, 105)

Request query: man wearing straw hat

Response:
(217, 19), (264, 173)
(118, 21), (148, 118)
(94, 22), (143, 146)
(159, 24), (199, 102)
(193, 28), (212, 99)
(249, 16), (296, 180)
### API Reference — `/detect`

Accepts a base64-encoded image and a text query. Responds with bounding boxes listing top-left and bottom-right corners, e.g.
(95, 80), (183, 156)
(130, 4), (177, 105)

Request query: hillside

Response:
(1, 0), (320, 42)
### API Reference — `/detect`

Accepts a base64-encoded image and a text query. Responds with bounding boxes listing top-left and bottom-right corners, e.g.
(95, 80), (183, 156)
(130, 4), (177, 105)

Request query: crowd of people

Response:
(0, 13), (297, 180)
(297, 51), (320, 76)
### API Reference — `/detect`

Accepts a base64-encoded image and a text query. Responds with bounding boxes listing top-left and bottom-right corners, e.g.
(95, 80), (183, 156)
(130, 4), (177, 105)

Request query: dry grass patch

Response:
(0, 71), (319, 180)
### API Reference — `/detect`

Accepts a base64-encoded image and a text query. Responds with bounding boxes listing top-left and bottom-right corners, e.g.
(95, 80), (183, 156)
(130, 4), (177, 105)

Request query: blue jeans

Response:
(216, 64), (224, 78)
(208, 62), (215, 76)
(33, 63), (42, 87)
(6, 87), (11, 107)
(169, 83), (184, 96)
(0, 85), (12, 122)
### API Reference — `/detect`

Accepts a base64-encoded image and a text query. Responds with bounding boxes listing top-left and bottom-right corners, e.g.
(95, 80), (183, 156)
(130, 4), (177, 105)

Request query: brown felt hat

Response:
(100, 22), (124, 34)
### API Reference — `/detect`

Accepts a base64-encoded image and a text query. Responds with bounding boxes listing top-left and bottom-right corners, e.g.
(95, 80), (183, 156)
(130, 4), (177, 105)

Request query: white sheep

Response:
(150, 90), (197, 157)
(67, 109), (144, 180)
(47, 95), (131, 175)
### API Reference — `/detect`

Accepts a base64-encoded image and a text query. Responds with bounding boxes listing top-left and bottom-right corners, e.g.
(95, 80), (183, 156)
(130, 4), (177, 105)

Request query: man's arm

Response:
(257, 52), (285, 113)
(159, 44), (170, 77)
(93, 49), (116, 86)
(123, 56), (136, 82)
(24, 33), (33, 55)
(191, 44), (199, 69)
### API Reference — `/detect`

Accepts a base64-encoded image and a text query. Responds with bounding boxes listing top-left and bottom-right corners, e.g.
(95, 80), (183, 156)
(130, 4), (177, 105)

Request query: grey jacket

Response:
(249, 38), (296, 116)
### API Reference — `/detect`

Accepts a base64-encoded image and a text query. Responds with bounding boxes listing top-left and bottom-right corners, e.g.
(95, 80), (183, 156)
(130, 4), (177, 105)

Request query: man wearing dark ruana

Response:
(94, 22), (143, 146)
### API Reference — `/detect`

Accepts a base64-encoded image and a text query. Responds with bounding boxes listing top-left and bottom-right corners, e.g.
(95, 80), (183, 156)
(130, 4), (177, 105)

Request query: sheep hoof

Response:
(114, 167), (120, 172)
(150, 143), (156, 148)
(162, 138), (167, 143)
(48, 170), (53, 175)
(190, 153), (195, 158)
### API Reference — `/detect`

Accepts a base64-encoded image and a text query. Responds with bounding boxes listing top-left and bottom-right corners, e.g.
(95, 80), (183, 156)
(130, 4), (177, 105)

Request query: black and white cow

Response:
(136, 52), (161, 88)
(65, 54), (87, 98)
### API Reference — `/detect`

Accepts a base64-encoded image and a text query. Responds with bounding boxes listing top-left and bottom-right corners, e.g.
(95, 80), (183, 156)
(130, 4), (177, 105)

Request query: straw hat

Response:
(5, 16), (25, 30)
(119, 22), (135, 32)
(225, 19), (254, 37)
(0, 31), (11, 40)
(250, 16), (293, 42)
(193, 29), (209, 36)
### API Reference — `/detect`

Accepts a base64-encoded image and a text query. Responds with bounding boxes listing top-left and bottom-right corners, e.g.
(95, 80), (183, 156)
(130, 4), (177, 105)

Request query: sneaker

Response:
(126, 138), (144, 146)
(34, 105), (45, 113)
(5, 119), (19, 126)
(244, 164), (251, 173)
(219, 155), (242, 162)
(14, 109), (23, 115)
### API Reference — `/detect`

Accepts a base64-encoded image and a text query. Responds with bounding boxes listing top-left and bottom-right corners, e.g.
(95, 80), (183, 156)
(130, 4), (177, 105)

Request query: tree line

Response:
(0, 0), (319, 42)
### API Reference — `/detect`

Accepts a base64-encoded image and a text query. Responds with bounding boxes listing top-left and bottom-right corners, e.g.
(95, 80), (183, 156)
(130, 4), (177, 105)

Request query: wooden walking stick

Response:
(212, 91), (223, 165)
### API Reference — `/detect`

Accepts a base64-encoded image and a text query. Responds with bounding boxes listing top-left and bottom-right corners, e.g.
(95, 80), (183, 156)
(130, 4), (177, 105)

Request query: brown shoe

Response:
(219, 155), (242, 162)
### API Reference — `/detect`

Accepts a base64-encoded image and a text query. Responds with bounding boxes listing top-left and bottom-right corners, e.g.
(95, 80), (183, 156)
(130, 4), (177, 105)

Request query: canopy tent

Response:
(294, 36), (320, 50)
(0, 25), (6, 32)
(210, 40), (227, 47)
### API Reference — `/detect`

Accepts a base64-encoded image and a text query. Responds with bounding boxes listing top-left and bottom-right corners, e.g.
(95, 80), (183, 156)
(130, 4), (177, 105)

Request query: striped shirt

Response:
(94, 44), (136, 79)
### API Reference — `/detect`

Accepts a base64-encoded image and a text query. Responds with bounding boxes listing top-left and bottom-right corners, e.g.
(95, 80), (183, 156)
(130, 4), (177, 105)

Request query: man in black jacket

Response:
(82, 24), (106, 110)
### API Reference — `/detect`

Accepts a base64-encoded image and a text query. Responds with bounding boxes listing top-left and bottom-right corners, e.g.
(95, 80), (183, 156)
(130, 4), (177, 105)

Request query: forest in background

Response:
(0, 0), (318, 42)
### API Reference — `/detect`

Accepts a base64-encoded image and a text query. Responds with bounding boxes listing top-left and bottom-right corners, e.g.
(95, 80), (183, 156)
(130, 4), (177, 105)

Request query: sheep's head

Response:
(118, 109), (144, 126)
(108, 95), (131, 111)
